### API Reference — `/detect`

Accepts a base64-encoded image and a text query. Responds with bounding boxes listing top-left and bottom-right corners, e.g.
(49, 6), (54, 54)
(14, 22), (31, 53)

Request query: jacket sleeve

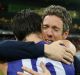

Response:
(0, 40), (44, 62)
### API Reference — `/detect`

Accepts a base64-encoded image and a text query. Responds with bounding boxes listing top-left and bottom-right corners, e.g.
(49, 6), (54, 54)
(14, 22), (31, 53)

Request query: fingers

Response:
(65, 48), (74, 56)
(64, 52), (73, 62)
(61, 49), (74, 64)
(21, 66), (38, 75)
(17, 62), (51, 75)
(40, 62), (51, 75)
(61, 58), (71, 64)
(62, 40), (76, 56)
(17, 72), (26, 75)
(40, 62), (48, 72)
(17, 66), (38, 75)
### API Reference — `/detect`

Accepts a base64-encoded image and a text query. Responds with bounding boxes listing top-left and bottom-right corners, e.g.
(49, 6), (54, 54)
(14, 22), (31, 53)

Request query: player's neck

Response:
(24, 33), (42, 43)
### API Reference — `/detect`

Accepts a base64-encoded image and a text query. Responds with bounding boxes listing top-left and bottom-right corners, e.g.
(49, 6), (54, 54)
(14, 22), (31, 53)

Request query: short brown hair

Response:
(42, 5), (72, 32)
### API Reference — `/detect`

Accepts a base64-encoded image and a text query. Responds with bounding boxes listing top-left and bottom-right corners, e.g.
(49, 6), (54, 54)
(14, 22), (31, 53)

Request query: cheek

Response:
(42, 29), (47, 33)
(54, 33), (63, 40)
(42, 33), (47, 37)
(42, 30), (47, 36)
(42, 32), (48, 40)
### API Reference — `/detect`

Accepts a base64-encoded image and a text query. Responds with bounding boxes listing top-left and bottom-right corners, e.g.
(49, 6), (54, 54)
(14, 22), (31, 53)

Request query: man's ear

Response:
(62, 31), (69, 39)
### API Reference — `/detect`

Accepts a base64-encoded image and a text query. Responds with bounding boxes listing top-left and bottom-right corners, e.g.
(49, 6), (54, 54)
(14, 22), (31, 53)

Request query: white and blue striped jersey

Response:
(7, 41), (75, 75)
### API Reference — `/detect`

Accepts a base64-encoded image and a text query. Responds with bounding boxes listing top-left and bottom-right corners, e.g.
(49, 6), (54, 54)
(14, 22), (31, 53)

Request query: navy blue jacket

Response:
(0, 40), (44, 62)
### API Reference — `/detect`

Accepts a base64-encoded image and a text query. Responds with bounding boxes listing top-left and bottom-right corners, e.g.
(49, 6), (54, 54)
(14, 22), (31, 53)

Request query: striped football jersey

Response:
(7, 41), (75, 75)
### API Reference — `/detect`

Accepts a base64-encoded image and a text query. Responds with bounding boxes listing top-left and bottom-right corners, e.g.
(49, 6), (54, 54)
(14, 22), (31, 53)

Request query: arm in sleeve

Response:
(0, 40), (44, 62)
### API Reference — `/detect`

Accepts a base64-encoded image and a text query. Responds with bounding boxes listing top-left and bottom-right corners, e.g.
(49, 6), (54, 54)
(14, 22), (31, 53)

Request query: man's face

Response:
(41, 15), (68, 43)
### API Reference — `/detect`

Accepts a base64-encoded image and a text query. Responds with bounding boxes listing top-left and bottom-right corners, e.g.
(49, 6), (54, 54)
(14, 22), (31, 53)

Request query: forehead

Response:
(43, 15), (63, 27)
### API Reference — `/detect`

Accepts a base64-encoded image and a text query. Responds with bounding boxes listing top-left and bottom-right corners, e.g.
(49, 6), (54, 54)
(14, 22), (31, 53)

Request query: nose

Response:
(47, 29), (53, 38)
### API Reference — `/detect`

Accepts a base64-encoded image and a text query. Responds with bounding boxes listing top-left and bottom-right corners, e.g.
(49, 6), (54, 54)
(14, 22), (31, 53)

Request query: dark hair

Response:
(42, 5), (72, 32)
(12, 9), (42, 41)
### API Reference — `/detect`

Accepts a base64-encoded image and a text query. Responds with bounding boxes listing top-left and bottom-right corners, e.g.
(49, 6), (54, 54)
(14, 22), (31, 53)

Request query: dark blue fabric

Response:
(31, 59), (38, 71)
(46, 62), (56, 75)
(62, 62), (75, 75)
(8, 60), (23, 75)
(0, 40), (44, 62)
